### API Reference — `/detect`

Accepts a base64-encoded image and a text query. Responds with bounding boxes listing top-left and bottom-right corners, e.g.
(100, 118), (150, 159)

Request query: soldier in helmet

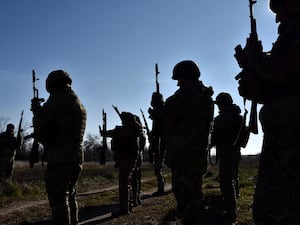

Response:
(210, 92), (243, 224)
(0, 124), (21, 183)
(31, 70), (87, 225)
(149, 60), (214, 224)
(235, 0), (300, 224)
(102, 112), (142, 215)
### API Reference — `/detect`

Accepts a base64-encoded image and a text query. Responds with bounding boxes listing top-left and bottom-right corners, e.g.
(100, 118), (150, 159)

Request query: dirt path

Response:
(0, 177), (171, 218)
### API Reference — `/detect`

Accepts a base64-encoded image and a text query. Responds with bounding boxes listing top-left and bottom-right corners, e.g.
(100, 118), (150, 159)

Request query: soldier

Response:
(149, 60), (214, 224)
(131, 115), (146, 206)
(235, 0), (300, 224)
(210, 92), (243, 224)
(103, 112), (142, 215)
(31, 70), (87, 225)
(0, 124), (21, 183)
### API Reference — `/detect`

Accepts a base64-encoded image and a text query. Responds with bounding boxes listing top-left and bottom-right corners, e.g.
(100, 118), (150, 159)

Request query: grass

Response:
(0, 157), (259, 225)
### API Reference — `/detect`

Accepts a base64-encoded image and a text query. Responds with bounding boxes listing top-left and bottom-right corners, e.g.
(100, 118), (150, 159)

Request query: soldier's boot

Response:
(51, 203), (70, 225)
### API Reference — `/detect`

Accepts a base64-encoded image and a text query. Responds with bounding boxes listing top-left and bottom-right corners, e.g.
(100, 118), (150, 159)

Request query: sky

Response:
(0, 0), (278, 155)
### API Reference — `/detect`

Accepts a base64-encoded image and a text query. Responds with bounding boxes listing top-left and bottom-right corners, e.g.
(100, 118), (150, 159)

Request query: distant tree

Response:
(84, 133), (101, 162)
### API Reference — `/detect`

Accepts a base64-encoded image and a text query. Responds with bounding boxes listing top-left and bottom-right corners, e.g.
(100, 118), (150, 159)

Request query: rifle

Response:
(16, 110), (24, 150)
(234, 0), (259, 135)
(29, 70), (45, 168)
(140, 109), (150, 138)
(148, 63), (161, 164)
(112, 105), (122, 120)
(99, 109), (107, 165)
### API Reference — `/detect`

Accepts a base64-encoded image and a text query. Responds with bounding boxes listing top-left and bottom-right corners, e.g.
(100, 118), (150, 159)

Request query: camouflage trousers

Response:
(171, 168), (204, 224)
(219, 148), (239, 221)
(45, 163), (82, 225)
(253, 99), (300, 225)
(0, 157), (14, 183)
(131, 156), (142, 206)
(117, 159), (136, 213)
(153, 155), (165, 192)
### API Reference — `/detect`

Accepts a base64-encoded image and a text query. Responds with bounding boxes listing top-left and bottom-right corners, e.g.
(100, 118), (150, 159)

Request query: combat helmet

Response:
(215, 92), (233, 106)
(172, 60), (201, 80)
(46, 70), (72, 93)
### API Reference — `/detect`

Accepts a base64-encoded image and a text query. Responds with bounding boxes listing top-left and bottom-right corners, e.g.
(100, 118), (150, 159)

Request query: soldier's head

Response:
(215, 92), (233, 108)
(120, 112), (142, 128)
(46, 70), (72, 93)
(172, 60), (201, 85)
(270, 0), (300, 22)
(6, 124), (15, 136)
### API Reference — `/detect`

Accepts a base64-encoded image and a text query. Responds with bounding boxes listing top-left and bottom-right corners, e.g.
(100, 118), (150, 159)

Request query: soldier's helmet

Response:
(172, 60), (201, 80)
(121, 112), (142, 128)
(46, 70), (72, 93)
(215, 92), (233, 106)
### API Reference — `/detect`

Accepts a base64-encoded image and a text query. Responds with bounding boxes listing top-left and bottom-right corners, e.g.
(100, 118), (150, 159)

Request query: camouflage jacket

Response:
(211, 104), (243, 146)
(34, 88), (87, 163)
(0, 132), (18, 158)
(107, 125), (141, 161)
(159, 80), (214, 171)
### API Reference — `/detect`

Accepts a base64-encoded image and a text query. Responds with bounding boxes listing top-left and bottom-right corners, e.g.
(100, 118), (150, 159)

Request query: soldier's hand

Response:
(244, 38), (263, 56)
(151, 92), (164, 108)
(31, 98), (42, 113)
(234, 44), (248, 68)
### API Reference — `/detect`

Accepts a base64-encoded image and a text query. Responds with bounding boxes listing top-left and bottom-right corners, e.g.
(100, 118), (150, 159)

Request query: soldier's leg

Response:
(45, 164), (72, 225)
(253, 137), (300, 225)
(118, 161), (132, 214)
(68, 164), (82, 225)
(0, 159), (7, 183)
(219, 158), (237, 222)
(131, 166), (138, 206)
(152, 158), (164, 195)
(5, 158), (14, 182)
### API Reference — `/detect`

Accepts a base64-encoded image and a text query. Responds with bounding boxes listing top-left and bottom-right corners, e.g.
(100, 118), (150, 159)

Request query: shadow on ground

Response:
(161, 194), (234, 225)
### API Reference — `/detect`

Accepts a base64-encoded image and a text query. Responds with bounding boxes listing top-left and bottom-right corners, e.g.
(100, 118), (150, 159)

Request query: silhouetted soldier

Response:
(235, 0), (300, 224)
(149, 60), (214, 224)
(31, 70), (86, 225)
(103, 112), (142, 215)
(0, 124), (21, 183)
(210, 92), (243, 224)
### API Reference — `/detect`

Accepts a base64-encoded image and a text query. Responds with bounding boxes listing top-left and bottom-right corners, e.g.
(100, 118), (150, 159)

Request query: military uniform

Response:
(106, 112), (141, 215)
(0, 124), (20, 183)
(32, 70), (86, 225)
(235, 1), (300, 224)
(211, 93), (243, 222)
(150, 60), (214, 224)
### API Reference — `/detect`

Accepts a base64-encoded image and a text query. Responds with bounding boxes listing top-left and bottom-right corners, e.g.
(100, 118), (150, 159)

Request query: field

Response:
(0, 156), (259, 225)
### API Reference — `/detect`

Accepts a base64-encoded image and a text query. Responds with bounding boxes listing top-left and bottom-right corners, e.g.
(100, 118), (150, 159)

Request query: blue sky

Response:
(0, 0), (277, 155)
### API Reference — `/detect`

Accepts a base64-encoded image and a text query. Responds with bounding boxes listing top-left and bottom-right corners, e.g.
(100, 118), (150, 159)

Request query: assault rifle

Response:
(16, 110), (24, 150)
(112, 105), (122, 120)
(148, 63), (161, 164)
(99, 109), (107, 165)
(29, 70), (45, 168)
(140, 109), (150, 138)
(234, 0), (260, 136)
